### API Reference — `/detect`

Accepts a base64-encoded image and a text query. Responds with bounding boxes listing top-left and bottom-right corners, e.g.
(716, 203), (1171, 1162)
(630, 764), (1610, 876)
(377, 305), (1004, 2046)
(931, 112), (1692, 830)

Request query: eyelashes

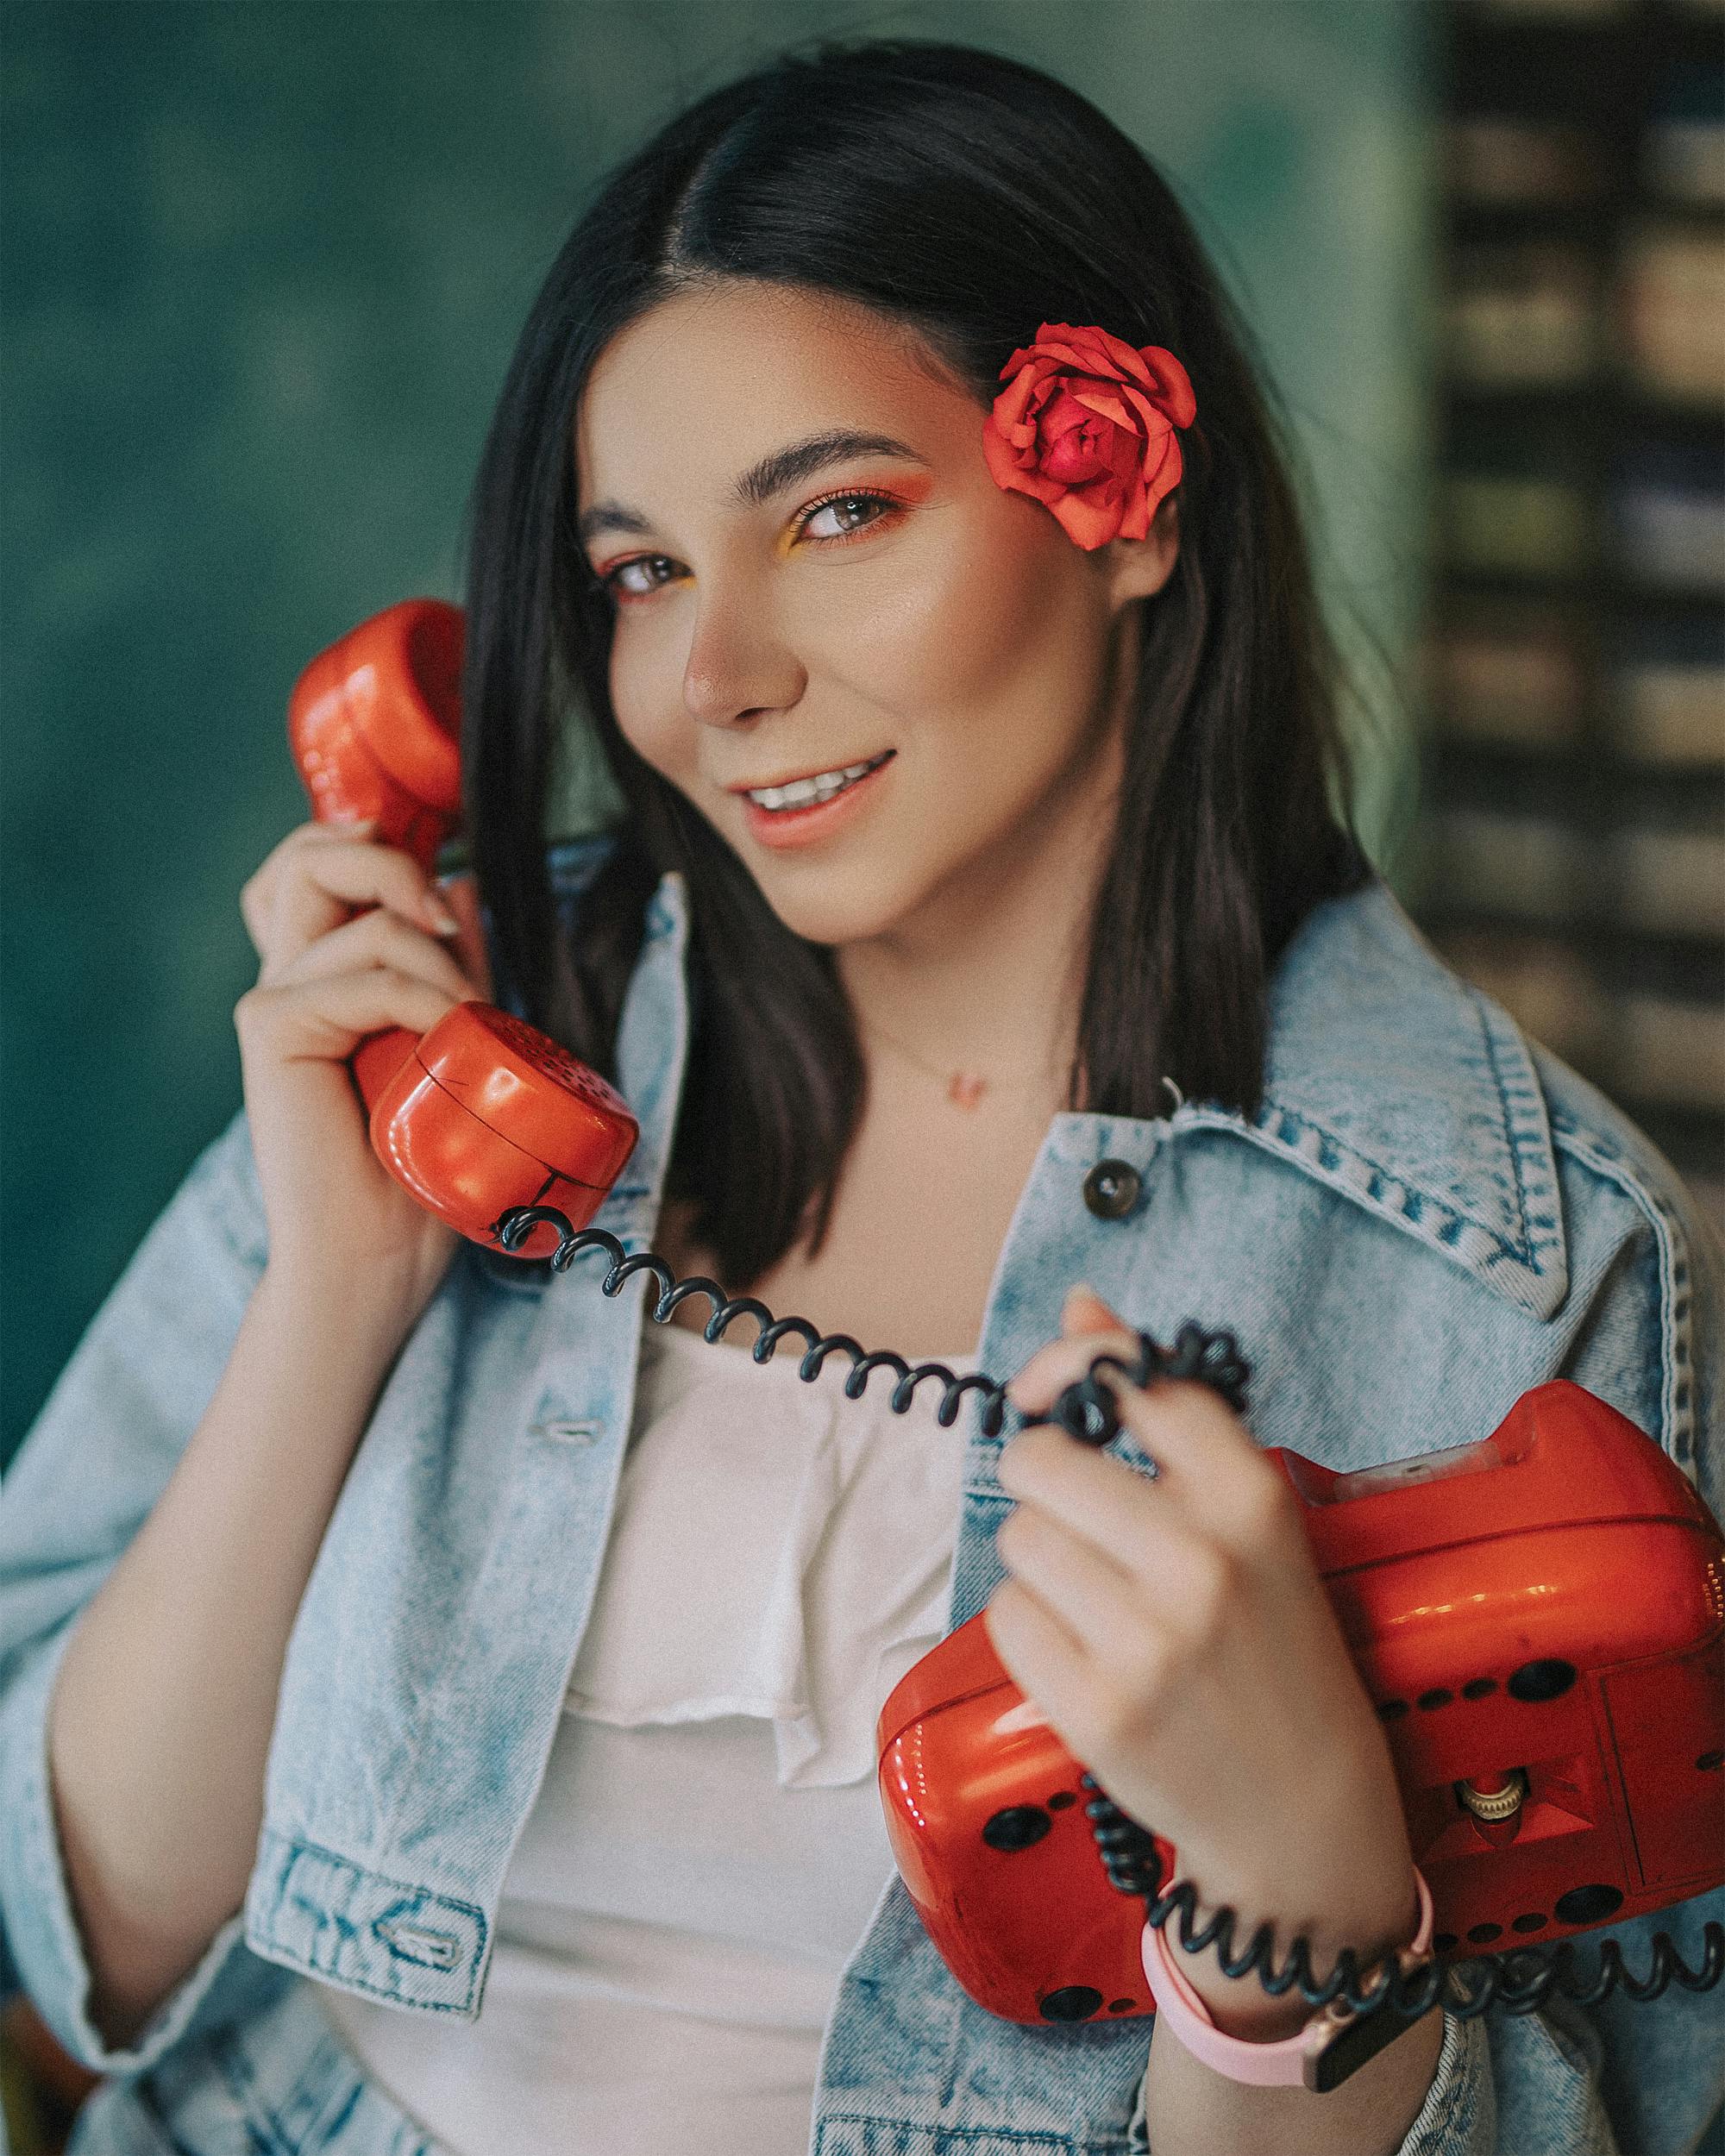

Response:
(593, 487), (906, 604)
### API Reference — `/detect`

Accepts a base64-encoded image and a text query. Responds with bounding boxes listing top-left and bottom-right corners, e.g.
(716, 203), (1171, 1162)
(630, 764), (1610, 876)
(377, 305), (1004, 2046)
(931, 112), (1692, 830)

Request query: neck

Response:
(835, 757), (1115, 1122)
(832, 604), (1140, 1119)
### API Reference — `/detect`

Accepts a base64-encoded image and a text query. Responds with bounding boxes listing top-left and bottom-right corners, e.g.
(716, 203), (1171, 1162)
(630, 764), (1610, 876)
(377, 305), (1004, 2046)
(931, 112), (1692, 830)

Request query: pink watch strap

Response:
(1139, 1869), (1436, 2088)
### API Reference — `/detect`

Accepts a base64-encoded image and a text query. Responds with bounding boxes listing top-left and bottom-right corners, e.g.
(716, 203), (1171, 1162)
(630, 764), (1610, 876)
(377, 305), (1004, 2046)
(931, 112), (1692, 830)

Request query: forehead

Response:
(573, 282), (969, 510)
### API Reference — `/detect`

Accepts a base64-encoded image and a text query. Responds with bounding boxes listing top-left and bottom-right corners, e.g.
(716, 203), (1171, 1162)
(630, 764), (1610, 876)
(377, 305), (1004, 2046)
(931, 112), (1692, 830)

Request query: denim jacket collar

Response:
(630, 860), (1568, 1323)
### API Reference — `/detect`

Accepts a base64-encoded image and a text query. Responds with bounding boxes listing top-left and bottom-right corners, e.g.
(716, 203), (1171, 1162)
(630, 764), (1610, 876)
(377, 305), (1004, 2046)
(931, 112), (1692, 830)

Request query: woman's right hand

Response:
(234, 817), (495, 1333)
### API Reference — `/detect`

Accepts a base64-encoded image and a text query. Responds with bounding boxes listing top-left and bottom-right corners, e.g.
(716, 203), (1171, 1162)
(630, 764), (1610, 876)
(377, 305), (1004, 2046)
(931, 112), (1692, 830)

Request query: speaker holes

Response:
(982, 1805), (1052, 1852)
(1508, 1659), (1578, 1703)
(1039, 1986), (1103, 2022)
(1554, 1884), (1623, 1926)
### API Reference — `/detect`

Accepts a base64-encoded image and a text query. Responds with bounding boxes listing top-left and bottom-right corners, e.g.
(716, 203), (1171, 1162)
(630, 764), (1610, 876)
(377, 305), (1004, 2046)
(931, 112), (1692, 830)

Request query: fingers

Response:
(240, 818), (373, 958)
(982, 1575), (1090, 1727)
(267, 832), (460, 975)
(1002, 1284), (1278, 1523)
(1002, 1370), (1276, 1525)
(431, 869), (494, 1003)
(240, 819), (461, 974)
(1065, 1282), (1124, 1331)
(1005, 1283), (1140, 1415)
(995, 1491), (1141, 1642)
(234, 963), (468, 1068)
(259, 904), (480, 1002)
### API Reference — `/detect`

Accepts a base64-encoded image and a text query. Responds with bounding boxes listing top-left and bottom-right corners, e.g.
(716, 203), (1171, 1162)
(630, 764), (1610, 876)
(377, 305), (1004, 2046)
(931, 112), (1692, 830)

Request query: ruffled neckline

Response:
(561, 1315), (984, 1787)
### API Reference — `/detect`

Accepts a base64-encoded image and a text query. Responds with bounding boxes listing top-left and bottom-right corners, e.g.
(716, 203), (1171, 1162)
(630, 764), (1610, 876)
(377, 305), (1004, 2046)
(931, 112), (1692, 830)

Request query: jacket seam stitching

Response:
(1469, 990), (1552, 1263)
(1549, 1122), (1690, 1468)
(1189, 1106), (1540, 1278)
(1419, 2009), (1474, 2147)
(212, 2015), (309, 2156)
(252, 1829), (488, 2013)
(816, 2118), (1081, 2148)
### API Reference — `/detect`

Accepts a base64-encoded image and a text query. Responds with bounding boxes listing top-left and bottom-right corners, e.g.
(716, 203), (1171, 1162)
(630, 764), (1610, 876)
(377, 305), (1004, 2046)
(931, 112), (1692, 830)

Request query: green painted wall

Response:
(2, 1), (1434, 1465)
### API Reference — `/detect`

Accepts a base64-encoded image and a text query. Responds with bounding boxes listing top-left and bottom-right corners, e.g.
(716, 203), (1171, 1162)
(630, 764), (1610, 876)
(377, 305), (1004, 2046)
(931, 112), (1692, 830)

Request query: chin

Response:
(746, 867), (916, 952)
(759, 894), (899, 951)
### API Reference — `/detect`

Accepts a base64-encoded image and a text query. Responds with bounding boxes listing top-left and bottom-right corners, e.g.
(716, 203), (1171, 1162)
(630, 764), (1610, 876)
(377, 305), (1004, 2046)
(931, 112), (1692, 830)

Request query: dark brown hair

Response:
(458, 36), (1372, 1289)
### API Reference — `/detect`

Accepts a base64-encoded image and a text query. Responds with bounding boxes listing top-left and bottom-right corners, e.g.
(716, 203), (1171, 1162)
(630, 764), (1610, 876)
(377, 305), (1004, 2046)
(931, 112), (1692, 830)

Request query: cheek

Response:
(611, 651), (694, 781)
(866, 553), (1114, 846)
(859, 505), (1103, 723)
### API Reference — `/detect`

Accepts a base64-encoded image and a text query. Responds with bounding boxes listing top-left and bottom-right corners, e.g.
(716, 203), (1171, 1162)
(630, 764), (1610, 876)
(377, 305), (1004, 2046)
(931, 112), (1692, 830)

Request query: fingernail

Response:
(426, 899), (461, 935)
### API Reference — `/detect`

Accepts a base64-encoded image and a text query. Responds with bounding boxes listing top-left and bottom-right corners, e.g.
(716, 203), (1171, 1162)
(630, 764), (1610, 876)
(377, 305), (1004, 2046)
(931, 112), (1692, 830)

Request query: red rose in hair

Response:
(982, 323), (1196, 551)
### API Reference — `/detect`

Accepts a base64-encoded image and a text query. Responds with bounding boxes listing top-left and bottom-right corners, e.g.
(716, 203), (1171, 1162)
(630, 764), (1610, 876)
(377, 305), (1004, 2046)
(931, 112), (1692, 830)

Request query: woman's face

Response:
(573, 280), (1177, 951)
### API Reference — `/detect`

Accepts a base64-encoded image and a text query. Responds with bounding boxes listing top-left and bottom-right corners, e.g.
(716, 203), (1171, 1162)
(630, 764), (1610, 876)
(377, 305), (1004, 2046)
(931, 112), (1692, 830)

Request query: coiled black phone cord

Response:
(492, 1203), (1723, 2023)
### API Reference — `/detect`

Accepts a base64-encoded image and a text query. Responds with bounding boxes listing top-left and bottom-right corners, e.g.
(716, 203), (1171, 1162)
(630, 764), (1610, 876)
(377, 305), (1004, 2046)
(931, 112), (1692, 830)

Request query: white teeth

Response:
(747, 754), (886, 810)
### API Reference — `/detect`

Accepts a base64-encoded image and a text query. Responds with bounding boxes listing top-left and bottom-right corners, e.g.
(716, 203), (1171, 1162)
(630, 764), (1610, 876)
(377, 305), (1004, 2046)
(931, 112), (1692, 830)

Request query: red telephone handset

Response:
(286, 599), (638, 1260)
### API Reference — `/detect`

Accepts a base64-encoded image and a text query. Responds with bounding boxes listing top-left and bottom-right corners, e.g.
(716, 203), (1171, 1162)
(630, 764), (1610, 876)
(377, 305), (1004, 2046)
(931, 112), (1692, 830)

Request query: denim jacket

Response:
(3, 836), (1721, 2156)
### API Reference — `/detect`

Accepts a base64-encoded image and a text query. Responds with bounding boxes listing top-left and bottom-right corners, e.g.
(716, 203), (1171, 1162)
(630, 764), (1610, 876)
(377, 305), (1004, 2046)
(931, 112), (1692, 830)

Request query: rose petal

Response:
(1051, 486), (1125, 550)
(1115, 382), (1170, 438)
(1138, 347), (1196, 428)
(1072, 385), (1138, 434)
(981, 417), (1068, 505)
(1028, 335), (1113, 377)
(1140, 428), (1182, 502)
(1115, 476), (1151, 543)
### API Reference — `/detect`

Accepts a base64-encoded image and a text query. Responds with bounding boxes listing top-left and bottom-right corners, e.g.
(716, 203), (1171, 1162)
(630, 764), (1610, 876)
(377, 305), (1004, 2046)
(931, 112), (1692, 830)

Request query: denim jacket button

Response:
(1082, 1158), (1143, 1219)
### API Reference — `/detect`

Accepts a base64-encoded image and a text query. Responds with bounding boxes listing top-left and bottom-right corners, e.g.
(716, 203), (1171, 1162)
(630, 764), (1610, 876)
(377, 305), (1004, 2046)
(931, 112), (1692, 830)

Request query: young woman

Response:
(3, 36), (1720, 2156)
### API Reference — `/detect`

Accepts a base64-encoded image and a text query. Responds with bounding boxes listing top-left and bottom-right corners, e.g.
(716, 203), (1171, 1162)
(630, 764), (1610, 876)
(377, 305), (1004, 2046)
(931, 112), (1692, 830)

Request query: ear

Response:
(1102, 488), (1180, 612)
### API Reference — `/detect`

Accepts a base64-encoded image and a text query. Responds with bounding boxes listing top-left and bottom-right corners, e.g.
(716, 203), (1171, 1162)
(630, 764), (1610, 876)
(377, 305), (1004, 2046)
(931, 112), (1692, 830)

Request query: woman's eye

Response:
(798, 491), (894, 542)
(604, 555), (676, 599)
(597, 492), (898, 603)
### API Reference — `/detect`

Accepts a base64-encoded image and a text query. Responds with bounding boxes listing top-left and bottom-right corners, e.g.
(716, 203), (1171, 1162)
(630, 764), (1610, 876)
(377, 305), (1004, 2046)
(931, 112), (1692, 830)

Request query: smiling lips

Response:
(738, 750), (896, 849)
(730, 749), (895, 802)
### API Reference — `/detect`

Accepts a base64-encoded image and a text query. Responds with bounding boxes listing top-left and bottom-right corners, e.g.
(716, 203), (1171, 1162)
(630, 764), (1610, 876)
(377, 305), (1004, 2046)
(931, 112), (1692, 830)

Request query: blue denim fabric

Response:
(2, 837), (1721, 2156)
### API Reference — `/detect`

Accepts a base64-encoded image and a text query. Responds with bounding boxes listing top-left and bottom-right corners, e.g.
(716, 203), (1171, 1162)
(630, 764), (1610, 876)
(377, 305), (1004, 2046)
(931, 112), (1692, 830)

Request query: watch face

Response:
(1304, 1964), (1441, 2094)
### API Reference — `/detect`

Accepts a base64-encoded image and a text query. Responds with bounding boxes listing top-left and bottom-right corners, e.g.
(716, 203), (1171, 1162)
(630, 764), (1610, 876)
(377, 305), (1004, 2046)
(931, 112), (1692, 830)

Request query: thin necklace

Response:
(859, 1015), (1187, 1120)
(856, 1013), (1061, 1111)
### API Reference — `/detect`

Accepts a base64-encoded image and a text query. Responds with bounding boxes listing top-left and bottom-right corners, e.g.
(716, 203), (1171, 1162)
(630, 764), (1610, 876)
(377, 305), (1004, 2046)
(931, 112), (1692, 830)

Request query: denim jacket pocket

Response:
(71, 1982), (443, 2156)
(814, 2124), (1079, 2155)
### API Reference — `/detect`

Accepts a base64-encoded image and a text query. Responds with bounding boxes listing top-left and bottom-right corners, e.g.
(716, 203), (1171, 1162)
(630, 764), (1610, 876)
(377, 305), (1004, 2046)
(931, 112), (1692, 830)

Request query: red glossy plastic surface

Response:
(288, 598), (464, 875)
(288, 599), (640, 1260)
(877, 1382), (1725, 2024)
(364, 1005), (634, 1254)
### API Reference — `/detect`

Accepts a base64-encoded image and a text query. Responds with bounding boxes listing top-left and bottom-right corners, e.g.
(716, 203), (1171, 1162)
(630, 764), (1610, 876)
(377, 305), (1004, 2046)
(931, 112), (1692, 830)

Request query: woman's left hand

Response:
(988, 1283), (1422, 2017)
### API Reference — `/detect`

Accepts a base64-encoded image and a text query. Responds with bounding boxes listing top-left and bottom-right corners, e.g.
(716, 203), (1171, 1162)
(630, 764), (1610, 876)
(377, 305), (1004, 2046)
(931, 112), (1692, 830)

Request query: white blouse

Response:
(318, 1313), (983, 2154)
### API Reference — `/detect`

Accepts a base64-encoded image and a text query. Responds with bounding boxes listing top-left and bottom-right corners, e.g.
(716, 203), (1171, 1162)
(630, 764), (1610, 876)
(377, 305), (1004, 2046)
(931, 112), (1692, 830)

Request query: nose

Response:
(681, 589), (805, 730)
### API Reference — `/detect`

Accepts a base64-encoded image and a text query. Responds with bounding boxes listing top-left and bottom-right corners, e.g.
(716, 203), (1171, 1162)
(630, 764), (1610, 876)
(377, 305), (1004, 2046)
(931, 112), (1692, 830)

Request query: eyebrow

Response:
(575, 429), (931, 548)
